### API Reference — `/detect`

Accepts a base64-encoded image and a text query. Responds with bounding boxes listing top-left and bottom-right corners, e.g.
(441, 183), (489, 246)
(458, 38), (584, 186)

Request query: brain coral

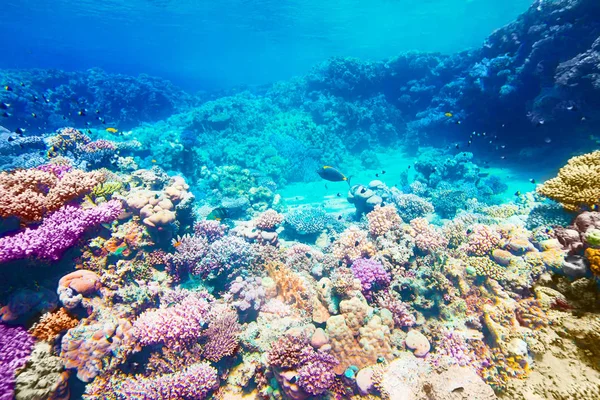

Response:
(537, 150), (600, 211)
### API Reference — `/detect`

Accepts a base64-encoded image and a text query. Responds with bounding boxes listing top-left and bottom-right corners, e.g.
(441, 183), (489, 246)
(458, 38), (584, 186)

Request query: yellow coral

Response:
(537, 150), (600, 211)
(585, 248), (600, 276)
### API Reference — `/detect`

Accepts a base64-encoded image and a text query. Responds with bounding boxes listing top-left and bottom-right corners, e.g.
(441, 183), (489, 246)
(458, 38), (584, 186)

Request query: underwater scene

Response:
(1, 0), (600, 399)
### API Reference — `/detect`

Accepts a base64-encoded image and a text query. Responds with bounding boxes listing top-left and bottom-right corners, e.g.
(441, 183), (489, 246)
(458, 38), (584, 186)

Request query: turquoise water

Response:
(2, 0), (531, 88)
(2, 1), (600, 399)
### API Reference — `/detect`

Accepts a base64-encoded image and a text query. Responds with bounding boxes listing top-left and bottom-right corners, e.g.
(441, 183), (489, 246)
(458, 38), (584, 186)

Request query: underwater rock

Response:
(405, 330), (430, 357)
(356, 366), (375, 395)
(562, 255), (589, 278)
(347, 184), (383, 215)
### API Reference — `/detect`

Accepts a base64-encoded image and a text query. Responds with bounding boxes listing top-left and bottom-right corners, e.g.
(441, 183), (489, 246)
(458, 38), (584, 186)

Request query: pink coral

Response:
(463, 224), (501, 256)
(132, 294), (210, 350)
(255, 209), (284, 231)
(367, 205), (401, 237)
(202, 310), (241, 362)
(57, 270), (102, 309)
(119, 362), (218, 400)
(410, 218), (449, 253)
(193, 220), (228, 242)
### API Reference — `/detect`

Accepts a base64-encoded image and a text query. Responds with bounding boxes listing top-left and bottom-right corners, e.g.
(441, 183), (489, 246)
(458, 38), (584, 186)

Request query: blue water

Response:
(2, 0), (531, 89)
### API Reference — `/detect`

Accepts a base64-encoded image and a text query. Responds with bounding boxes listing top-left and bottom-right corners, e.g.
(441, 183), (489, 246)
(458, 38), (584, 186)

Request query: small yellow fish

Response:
(444, 112), (453, 117)
(106, 127), (118, 133)
(151, 159), (157, 163)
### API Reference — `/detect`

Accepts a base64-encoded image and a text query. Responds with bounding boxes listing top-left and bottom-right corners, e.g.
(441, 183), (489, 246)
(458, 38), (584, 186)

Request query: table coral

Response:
(537, 150), (600, 211)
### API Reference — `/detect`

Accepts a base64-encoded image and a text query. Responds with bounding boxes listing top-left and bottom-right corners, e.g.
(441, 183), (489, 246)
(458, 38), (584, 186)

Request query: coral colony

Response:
(1, 1), (600, 400)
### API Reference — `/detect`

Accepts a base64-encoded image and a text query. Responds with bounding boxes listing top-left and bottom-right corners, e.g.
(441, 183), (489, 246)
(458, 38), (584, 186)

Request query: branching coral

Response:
(1, 323), (35, 399)
(133, 293), (211, 350)
(0, 167), (104, 222)
(264, 260), (312, 312)
(202, 309), (241, 362)
(332, 226), (376, 264)
(29, 308), (79, 344)
(0, 200), (121, 263)
(537, 150), (600, 211)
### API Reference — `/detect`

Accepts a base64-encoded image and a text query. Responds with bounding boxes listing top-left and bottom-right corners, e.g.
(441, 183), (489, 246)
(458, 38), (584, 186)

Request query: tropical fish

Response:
(444, 112), (453, 117)
(0, 103), (10, 109)
(4, 85), (12, 91)
(207, 207), (229, 221)
(317, 166), (350, 185)
(106, 127), (119, 134)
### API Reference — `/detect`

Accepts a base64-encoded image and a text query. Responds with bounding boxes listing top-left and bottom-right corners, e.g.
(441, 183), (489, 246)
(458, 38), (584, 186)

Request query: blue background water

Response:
(2, 0), (531, 90)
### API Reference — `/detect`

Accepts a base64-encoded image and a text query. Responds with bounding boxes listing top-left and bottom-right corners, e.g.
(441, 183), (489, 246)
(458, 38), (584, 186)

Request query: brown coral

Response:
(29, 308), (79, 344)
(264, 261), (312, 312)
(584, 247), (600, 276)
(537, 150), (600, 211)
(0, 168), (104, 222)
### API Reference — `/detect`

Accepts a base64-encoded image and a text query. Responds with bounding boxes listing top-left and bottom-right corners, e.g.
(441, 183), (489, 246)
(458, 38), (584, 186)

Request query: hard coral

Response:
(0, 168), (104, 223)
(584, 247), (600, 276)
(119, 362), (218, 400)
(1, 323), (35, 399)
(202, 310), (241, 362)
(255, 209), (284, 231)
(264, 261), (312, 313)
(29, 308), (79, 344)
(367, 205), (401, 237)
(0, 200), (122, 263)
(332, 226), (376, 264)
(537, 150), (600, 211)
(351, 258), (391, 299)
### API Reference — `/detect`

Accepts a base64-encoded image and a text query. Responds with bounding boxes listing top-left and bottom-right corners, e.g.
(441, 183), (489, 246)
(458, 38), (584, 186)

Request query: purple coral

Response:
(267, 334), (339, 395)
(120, 362), (218, 400)
(0, 323), (34, 400)
(193, 220), (228, 242)
(133, 294), (211, 350)
(0, 200), (122, 263)
(297, 349), (339, 395)
(350, 258), (391, 299)
(432, 329), (475, 368)
(193, 235), (255, 277)
(202, 310), (241, 362)
(226, 276), (266, 312)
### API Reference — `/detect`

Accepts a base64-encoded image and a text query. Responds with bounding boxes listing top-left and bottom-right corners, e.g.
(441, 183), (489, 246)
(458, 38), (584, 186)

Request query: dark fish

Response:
(4, 85), (12, 91)
(154, 194), (160, 199)
(32, 95), (39, 102)
(514, 191), (521, 196)
(337, 215), (342, 220)
(354, 240), (359, 246)
(529, 179), (536, 184)
(207, 207), (228, 221)
(455, 144), (459, 149)
(20, 82), (25, 87)
(7, 136), (16, 142)
(381, 170), (386, 174)
(330, 237), (335, 242)
(289, 375), (298, 384)
(317, 166), (351, 185)
(0, 103), (10, 110)
(1, 112), (10, 118)
(78, 109), (87, 116)
(360, 188), (366, 194)
(31, 113), (36, 118)
(375, 173), (379, 177)
(455, 120), (461, 125)
(466, 229), (472, 235)
(407, 165), (411, 169)
(305, 252), (312, 258)
(336, 193), (341, 197)
(14, 128), (25, 135)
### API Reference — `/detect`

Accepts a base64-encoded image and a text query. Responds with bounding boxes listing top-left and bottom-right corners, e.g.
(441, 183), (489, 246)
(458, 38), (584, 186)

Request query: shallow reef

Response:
(1, 1), (600, 400)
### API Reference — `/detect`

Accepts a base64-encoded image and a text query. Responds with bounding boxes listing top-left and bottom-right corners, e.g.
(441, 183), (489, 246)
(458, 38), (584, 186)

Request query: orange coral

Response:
(585, 248), (600, 276)
(29, 308), (79, 343)
(264, 261), (311, 312)
(0, 168), (104, 222)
